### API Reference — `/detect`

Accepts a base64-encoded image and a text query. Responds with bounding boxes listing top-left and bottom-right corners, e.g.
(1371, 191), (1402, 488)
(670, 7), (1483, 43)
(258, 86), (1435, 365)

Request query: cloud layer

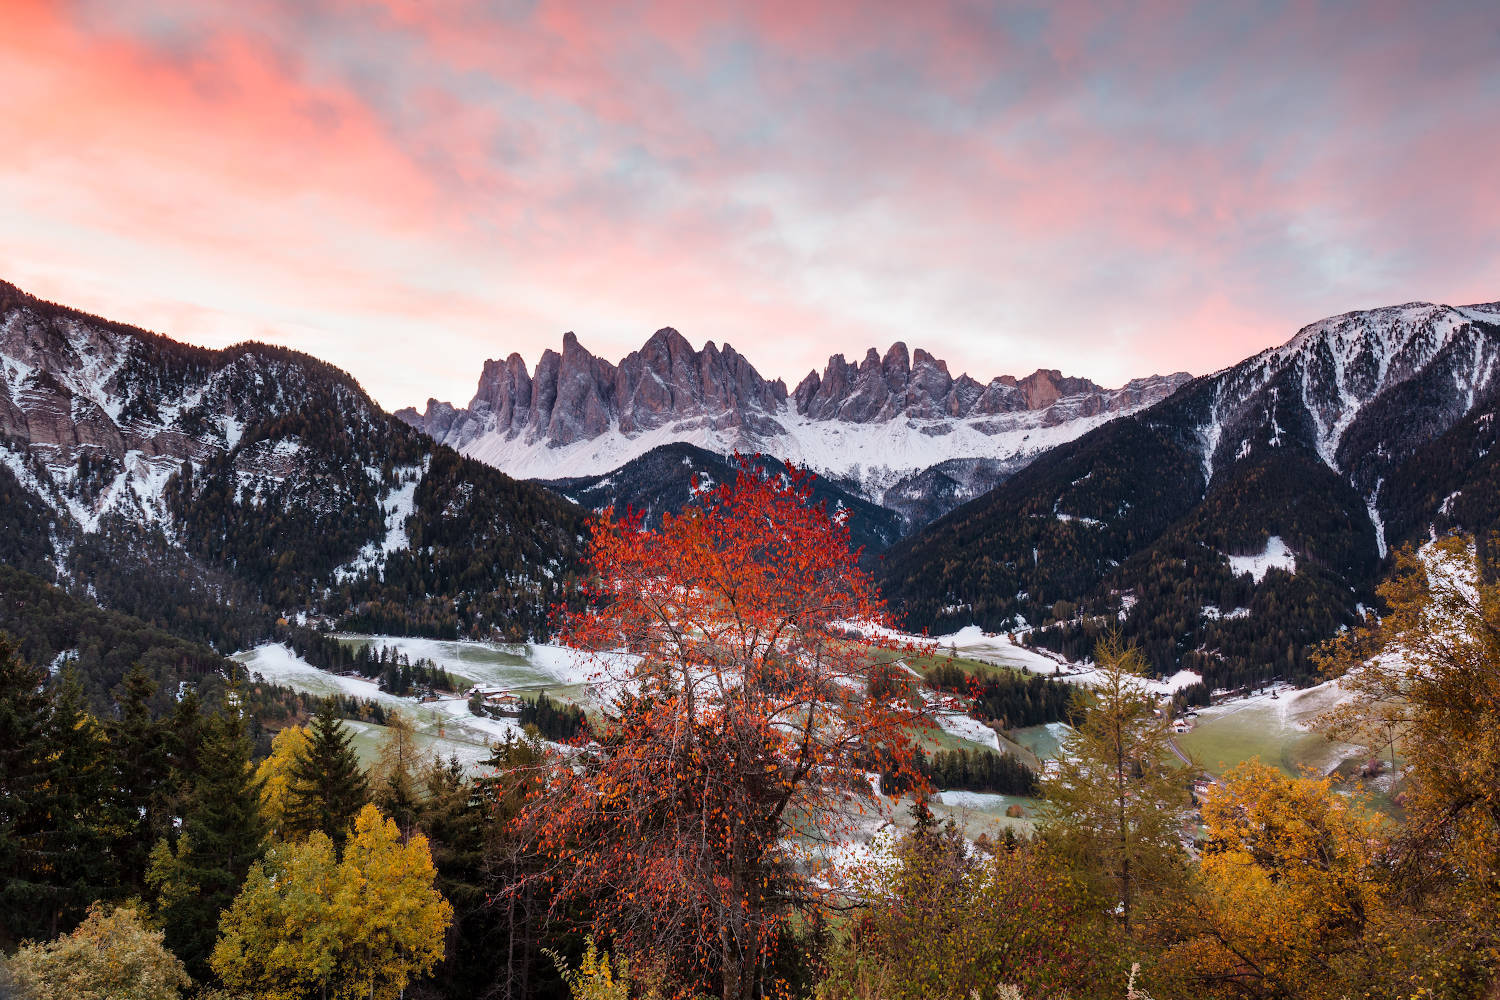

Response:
(3, 0), (1497, 408)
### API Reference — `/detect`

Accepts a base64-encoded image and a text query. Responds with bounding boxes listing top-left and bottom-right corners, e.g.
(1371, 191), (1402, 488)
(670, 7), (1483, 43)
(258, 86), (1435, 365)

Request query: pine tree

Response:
(108, 662), (171, 895)
(148, 687), (266, 979)
(34, 668), (116, 936)
(285, 698), (369, 848)
(0, 635), (55, 942)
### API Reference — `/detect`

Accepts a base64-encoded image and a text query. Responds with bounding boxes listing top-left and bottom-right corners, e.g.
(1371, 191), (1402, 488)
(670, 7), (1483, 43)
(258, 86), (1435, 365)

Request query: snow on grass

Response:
(935, 790), (1035, 814)
(933, 710), (1001, 751)
(1226, 535), (1297, 582)
(234, 642), (556, 771)
(926, 625), (1065, 675)
(335, 635), (606, 690)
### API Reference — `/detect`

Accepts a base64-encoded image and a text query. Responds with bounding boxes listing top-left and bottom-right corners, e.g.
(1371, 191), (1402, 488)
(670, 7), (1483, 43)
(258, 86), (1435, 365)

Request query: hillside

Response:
(538, 441), (906, 559)
(883, 300), (1500, 691)
(0, 280), (586, 645)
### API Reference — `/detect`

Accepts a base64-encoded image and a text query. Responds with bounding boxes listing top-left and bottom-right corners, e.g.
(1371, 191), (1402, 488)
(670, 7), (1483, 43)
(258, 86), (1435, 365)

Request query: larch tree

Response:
(371, 709), (427, 841)
(1039, 634), (1190, 931)
(254, 723), (311, 840)
(1156, 761), (1390, 999)
(1319, 536), (1500, 989)
(518, 462), (929, 1000)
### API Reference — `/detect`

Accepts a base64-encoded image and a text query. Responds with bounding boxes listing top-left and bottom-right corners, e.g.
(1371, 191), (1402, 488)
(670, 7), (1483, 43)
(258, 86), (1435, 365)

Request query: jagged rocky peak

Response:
(790, 341), (1183, 423)
(402, 326), (1193, 493)
(404, 327), (792, 450)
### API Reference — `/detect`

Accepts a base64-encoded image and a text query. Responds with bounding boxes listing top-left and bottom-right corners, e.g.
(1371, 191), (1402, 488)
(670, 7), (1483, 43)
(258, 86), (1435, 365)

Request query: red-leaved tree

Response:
(518, 461), (930, 999)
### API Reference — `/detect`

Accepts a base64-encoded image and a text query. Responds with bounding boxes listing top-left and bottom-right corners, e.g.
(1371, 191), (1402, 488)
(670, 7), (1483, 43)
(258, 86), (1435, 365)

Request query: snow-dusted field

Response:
(234, 641), (574, 771)
(332, 634), (598, 691)
(917, 625), (1205, 698)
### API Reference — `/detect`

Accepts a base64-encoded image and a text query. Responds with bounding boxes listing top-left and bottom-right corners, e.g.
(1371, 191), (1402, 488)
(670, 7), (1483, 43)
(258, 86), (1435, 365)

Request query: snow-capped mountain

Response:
(1188, 301), (1500, 555)
(396, 328), (1191, 504)
(882, 298), (1500, 694)
(0, 283), (383, 534)
(0, 280), (583, 645)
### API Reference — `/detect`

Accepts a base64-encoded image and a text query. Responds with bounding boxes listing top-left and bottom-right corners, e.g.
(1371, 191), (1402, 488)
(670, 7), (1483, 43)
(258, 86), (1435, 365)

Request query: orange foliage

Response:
(517, 461), (930, 999)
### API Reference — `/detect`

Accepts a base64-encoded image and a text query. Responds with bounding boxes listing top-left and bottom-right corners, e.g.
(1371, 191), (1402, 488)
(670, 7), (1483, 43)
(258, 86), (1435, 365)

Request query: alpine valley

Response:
(3, 276), (1498, 702)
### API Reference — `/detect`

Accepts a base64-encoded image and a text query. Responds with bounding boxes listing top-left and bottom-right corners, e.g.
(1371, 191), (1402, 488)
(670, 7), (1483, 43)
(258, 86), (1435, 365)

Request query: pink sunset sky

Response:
(3, 0), (1498, 410)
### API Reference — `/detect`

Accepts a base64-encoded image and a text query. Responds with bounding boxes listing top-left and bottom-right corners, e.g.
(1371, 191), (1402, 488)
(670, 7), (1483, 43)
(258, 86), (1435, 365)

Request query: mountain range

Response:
(396, 327), (1191, 517)
(4, 276), (1499, 698)
(881, 300), (1500, 693)
(0, 280), (583, 649)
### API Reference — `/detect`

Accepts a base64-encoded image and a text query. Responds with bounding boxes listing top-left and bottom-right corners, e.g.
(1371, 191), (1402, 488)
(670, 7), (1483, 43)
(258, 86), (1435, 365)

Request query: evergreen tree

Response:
(285, 698), (369, 848)
(33, 669), (117, 936)
(0, 635), (56, 941)
(148, 688), (266, 979)
(108, 662), (171, 895)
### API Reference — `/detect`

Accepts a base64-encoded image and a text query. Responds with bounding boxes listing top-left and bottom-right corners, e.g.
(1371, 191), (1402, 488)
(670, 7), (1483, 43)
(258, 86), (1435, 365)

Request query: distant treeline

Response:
(281, 627), (460, 696)
(926, 661), (1076, 729)
(884, 745), (1039, 797)
(517, 691), (587, 742)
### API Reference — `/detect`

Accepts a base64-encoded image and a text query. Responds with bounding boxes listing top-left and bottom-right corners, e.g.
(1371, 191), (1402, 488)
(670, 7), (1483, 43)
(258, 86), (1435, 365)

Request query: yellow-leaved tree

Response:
(254, 724), (310, 839)
(1, 903), (192, 1000)
(211, 803), (452, 1000)
(1317, 535), (1500, 991)
(1155, 761), (1389, 999)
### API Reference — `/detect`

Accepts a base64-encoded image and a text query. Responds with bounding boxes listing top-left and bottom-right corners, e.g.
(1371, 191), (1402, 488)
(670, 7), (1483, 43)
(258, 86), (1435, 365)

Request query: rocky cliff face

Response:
(789, 344), (1122, 422)
(398, 329), (1190, 502)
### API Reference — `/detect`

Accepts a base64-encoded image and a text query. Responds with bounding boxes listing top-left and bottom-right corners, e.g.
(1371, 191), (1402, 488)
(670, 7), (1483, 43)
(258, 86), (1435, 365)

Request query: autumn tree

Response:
(2, 903), (192, 1000)
(519, 463), (929, 1000)
(254, 723), (311, 840)
(371, 709), (427, 840)
(818, 804), (1119, 1000)
(211, 803), (452, 1000)
(1039, 635), (1190, 931)
(1319, 536), (1500, 991)
(1154, 762), (1391, 999)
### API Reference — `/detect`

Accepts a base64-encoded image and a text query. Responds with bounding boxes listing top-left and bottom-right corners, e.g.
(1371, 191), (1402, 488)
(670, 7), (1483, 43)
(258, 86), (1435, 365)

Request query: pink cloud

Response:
(1, 0), (1496, 411)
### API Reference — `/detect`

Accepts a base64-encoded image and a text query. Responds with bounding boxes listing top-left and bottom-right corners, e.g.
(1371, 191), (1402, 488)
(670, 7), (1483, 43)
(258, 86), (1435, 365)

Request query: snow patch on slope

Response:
(1226, 536), (1296, 582)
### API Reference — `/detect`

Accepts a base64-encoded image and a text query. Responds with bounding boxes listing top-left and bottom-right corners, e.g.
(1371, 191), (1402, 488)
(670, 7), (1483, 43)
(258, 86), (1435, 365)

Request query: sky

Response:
(3, 0), (1498, 411)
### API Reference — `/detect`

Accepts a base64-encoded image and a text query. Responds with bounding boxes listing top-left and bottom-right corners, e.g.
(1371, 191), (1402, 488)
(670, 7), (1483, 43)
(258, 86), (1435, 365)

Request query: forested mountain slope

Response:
(538, 441), (905, 559)
(883, 300), (1500, 691)
(0, 280), (585, 645)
